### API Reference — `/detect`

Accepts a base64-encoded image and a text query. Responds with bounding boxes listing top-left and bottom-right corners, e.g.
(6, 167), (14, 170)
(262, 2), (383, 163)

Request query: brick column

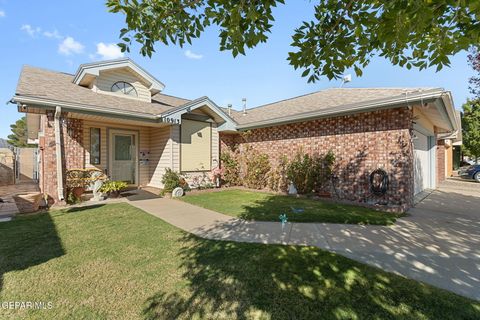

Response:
(39, 113), (84, 204)
(437, 139), (446, 185)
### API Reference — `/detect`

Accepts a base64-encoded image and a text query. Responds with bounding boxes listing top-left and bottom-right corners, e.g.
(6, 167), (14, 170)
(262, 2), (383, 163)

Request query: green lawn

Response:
(180, 189), (403, 225)
(0, 204), (478, 319)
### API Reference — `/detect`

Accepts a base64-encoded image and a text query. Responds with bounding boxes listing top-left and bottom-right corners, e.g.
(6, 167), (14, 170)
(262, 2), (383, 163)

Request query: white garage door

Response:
(413, 131), (434, 195)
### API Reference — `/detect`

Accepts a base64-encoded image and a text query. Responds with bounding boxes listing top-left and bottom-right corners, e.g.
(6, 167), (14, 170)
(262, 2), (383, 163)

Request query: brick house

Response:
(11, 58), (459, 210)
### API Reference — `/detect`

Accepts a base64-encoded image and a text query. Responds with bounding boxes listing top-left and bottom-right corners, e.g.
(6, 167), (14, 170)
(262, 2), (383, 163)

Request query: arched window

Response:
(111, 81), (138, 97)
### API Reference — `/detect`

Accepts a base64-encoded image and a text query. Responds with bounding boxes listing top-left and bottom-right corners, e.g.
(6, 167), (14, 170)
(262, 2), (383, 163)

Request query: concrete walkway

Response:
(130, 179), (480, 301)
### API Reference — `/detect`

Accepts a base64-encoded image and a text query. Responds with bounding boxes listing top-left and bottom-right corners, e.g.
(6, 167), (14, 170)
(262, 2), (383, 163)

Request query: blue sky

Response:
(0, 0), (475, 139)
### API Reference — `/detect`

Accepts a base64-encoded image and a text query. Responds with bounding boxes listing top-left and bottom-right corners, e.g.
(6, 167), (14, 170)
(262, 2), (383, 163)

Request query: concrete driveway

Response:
(131, 178), (480, 300)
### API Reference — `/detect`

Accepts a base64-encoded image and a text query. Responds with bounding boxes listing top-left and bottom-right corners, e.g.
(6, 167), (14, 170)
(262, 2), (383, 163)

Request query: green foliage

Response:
(161, 168), (181, 193)
(242, 148), (271, 189)
(99, 181), (128, 193)
(462, 100), (480, 161)
(267, 155), (289, 192)
(66, 191), (82, 205)
(220, 151), (241, 186)
(107, 0), (480, 81)
(286, 150), (335, 194)
(7, 117), (34, 147)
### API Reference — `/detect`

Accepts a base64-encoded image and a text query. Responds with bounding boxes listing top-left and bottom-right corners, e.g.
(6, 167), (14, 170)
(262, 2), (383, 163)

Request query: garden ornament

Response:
(279, 213), (288, 229)
(172, 187), (184, 198)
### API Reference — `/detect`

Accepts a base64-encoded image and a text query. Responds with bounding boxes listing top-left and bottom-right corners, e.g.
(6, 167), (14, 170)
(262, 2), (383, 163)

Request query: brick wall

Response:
(220, 107), (414, 209)
(436, 139), (446, 184)
(39, 113), (84, 203)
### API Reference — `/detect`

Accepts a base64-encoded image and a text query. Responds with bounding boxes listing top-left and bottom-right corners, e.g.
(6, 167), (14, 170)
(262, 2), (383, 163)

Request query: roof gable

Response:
(73, 58), (165, 94)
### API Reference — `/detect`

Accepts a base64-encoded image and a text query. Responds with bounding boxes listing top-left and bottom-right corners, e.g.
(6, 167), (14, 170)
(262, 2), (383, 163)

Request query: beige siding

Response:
(211, 123), (219, 168)
(181, 120), (212, 171)
(171, 125), (181, 172)
(148, 126), (171, 187)
(94, 68), (151, 102)
(83, 120), (150, 186)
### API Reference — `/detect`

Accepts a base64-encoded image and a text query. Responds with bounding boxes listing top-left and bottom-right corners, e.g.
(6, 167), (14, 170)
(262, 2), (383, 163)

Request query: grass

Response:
(0, 203), (478, 319)
(180, 189), (403, 225)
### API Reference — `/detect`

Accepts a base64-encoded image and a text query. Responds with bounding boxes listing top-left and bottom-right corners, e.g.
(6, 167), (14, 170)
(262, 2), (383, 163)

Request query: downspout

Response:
(54, 106), (65, 201)
(170, 126), (174, 169)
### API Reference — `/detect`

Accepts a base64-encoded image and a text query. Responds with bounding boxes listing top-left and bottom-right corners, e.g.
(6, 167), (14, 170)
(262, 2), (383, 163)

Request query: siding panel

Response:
(95, 69), (151, 102)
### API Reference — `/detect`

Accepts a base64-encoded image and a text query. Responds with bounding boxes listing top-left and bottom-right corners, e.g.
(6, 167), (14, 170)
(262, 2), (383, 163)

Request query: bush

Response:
(286, 150), (335, 194)
(99, 181), (128, 193)
(161, 168), (181, 193)
(267, 155), (289, 192)
(220, 152), (241, 186)
(243, 148), (271, 189)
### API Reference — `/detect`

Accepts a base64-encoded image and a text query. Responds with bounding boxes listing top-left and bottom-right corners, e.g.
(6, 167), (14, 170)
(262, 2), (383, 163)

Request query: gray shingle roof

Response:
(15, 65), (440, 128)
(230, 87), (437, 125)
(15, 66), (190, 116)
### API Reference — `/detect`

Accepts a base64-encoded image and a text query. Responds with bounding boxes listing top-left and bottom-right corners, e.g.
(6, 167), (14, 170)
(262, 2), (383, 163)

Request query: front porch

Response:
(33, 105), (226, 203)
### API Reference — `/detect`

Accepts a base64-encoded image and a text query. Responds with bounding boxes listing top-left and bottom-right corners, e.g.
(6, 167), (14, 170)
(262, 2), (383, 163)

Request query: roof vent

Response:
(242, 98), (247, 116)
(227, 104), (232, 116)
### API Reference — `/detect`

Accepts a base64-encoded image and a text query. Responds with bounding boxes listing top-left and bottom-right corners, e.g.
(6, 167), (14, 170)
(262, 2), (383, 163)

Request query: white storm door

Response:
(413, 132), (431, 195)
(109, 130), (137, 185)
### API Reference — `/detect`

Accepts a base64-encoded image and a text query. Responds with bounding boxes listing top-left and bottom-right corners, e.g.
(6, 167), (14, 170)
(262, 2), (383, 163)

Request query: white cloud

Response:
(58, 36), (84, 55)
(0, 10), (5, 17)
(185, 49), (203, 60)
(95, 42), (124, 60)
(20, 24), (41, 37)
(43, 29), (62, 39)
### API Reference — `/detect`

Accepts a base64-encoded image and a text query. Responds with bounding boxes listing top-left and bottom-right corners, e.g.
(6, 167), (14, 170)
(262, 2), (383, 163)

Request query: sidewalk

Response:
(130, 190), (480, 301)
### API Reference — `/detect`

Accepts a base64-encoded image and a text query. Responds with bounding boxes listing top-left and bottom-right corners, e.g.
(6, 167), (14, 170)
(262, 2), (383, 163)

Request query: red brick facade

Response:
(436, 139), (446, 185)
(39, 113), (84, 203)
(220, 107), (414, 209)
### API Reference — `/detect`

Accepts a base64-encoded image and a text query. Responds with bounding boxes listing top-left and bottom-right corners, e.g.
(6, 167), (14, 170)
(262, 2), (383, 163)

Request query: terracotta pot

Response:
(72, 187), (85, 198)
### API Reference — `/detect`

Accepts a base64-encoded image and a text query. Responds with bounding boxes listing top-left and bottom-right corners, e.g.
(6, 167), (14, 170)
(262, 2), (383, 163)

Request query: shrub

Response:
(220, 152), (241, 186)
(161, 168), (181, 193)
(99, 181), (128, 193)
(286, 150), (335, 194)
(243, 148), (271, 189)
(267, 155), (289, 192)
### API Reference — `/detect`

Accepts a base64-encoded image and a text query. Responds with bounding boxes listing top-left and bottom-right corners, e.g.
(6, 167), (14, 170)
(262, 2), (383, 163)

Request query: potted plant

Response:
(99, 181), (128, 198)
(161, 168), (181, 197)
(66, 169), (90, 200)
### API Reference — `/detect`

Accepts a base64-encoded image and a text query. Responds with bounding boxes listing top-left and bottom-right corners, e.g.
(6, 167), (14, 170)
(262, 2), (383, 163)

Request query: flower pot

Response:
(72, 187), (85, 198)
(109, 190), (121, 198)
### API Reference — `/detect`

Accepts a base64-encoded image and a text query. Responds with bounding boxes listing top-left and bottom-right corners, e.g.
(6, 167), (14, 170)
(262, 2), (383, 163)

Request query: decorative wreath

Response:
(370, 169), (389, 196)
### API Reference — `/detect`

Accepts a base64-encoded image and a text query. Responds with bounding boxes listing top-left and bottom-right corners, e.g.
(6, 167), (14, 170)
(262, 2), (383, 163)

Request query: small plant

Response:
(66, 191), (82, 205)
(211, 166), (225, 187)
(99, 181), (128, 196)
(161, 168), (181, 193)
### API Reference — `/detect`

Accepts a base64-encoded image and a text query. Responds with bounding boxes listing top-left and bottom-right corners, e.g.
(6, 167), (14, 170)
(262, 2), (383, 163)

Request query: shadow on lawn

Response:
(0, 212), (64, 293)
(238, 195), (398, 225)
(142, 234), (480, 320)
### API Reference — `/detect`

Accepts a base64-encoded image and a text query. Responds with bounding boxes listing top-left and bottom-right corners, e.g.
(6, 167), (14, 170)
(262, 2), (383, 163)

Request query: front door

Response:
(109, 130), (137, 185)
